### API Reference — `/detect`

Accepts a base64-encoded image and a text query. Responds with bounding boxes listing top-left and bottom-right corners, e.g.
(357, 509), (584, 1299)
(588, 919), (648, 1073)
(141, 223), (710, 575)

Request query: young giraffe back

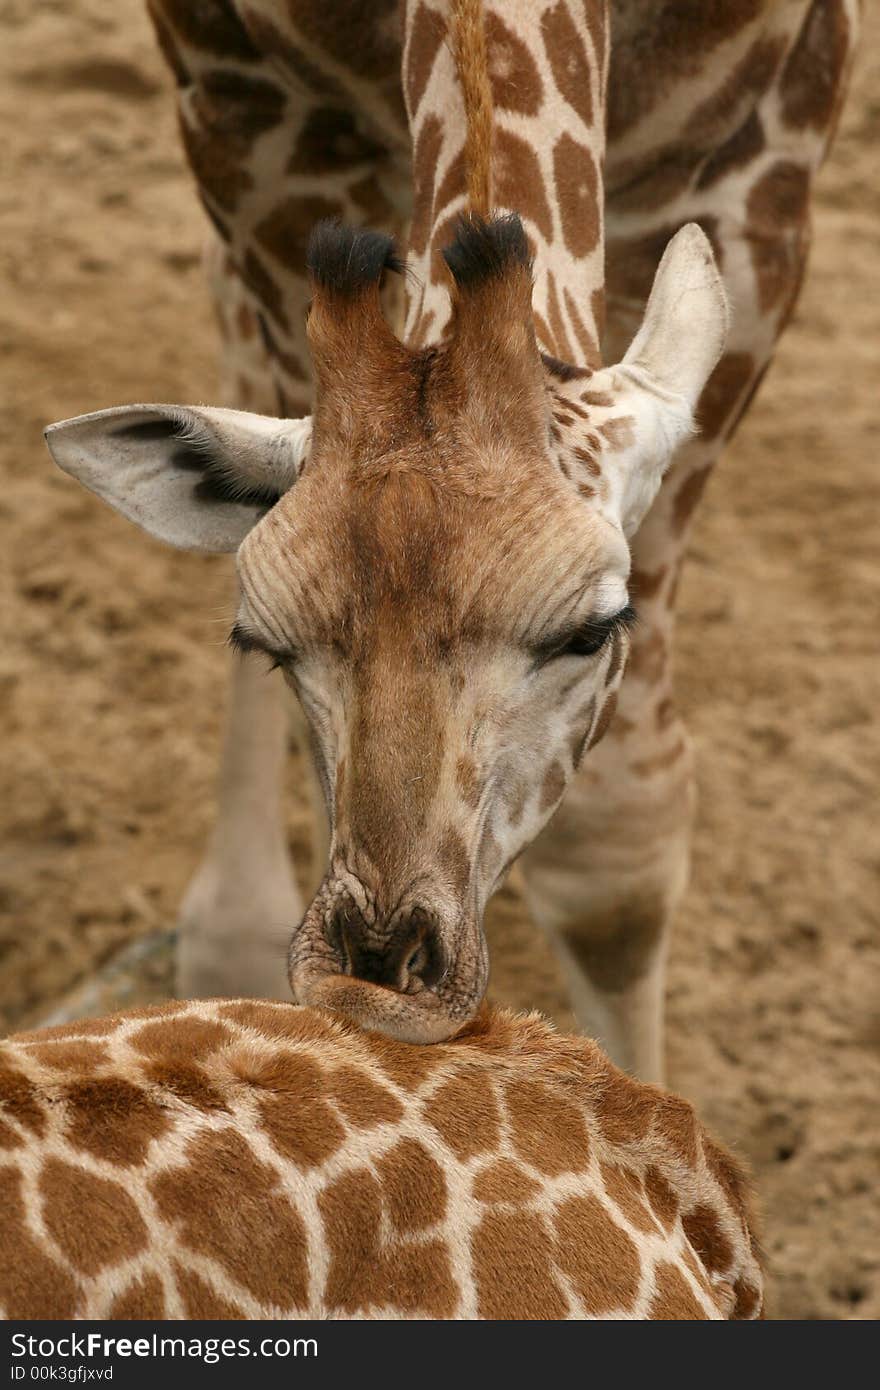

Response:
(1, 1001), (762, 1319)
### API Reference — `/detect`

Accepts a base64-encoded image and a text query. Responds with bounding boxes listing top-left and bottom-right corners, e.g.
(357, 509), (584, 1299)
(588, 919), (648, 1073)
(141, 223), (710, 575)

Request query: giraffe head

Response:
(45, 215), (726, 1042)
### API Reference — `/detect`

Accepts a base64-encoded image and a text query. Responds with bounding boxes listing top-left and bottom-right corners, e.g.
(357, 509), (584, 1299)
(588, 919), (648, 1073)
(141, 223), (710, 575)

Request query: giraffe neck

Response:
(403, 0), (608, 366)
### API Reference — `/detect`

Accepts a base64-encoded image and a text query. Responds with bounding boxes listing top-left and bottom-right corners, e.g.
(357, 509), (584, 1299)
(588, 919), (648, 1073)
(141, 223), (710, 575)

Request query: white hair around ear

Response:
(44, 404), (312, 553)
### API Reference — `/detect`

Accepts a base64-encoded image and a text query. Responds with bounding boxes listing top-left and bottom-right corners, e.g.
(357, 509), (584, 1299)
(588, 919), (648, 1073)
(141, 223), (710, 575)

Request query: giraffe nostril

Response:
(325, 902), (447, 993)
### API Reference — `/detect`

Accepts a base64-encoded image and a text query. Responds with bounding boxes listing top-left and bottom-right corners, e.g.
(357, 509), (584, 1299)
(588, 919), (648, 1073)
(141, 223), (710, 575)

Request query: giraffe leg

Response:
(147, 1), (408, 994)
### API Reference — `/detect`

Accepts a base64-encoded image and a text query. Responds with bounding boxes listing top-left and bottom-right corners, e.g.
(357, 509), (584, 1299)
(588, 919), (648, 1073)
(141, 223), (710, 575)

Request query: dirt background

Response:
(1, 0), (878, 1320)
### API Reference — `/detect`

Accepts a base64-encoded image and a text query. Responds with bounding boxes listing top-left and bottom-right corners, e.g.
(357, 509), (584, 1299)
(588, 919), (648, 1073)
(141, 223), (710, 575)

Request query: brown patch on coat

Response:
(657, 1093), (700, 1167)
(129, 1016), (232, 1060)
(608, 148), (703, 215)
(0, 1167), (79, 1317)
(697, 109), (766, 190)
(473, 1158), (541, 1205)
(605, 631), (626, 685)
(648, 1260), (711, 1318)
(486, 11), (542, 115)
(13, 1014), (120, 1041)
(0, 1116), (22, 1148)
(570, 696), (597, 769)
(698, 351), (756, 441)
(472, 1209), (568, 1318)
(0, 1055), (48, 1136)
(541, 2), (594, 127)
(554, 133), (600, 259)
(630, 566), (666, 601)
(108, 1273), (167, 1320)
(732, 1275), (763, 1319)
(553, 1193), (641, 1314)
(241, 248), (290, 331)
(538, 759), (566, 813)
(505, 1078), (590, 1175)
(690, 34), (785, 138)
(408, 113), (445, 256)
(405, 1), (446, 116)
(151, 1127), (309, 1309)
(254, 192), (343, 274)
(599, 416), (636, 451)
(290, 106), (384, 175)
(320, 1166), (456, 1316)
(545, 271), (575, 363)
(608, 1), (764, 139)
(141, 1059), (228, 1112)
(182, 70), (286, 215)
(360, 1031), (445, 1091)
(682, 1203), (734, 1276)
(151, 0), (261, 63)
(594, 1063), (656, 1144)
(682, 1242), (715, 1297)
(564, 890), (665, 994)
(324, 1064), (404, 1128)
(779, 0), (851, 134)
(26, 1040), (110, 1072)
(601, 1161), (661, 1234)
(40, 1158), (148, 1275)
(563, 287), (600, 365)
(573, 445), (601, 476)
(424, 1071), (501, 1160)
(253, 1053), (346, 1169)
(174, 1263), (247, 1320)
(376, 1137), (448, 1231)
(747, 161), (811, 312)
(62, 1077), (170, 1166)
(587, 691), (618, 750)
(494, 128), (554, 240)
(218, 1000), (340, 1044)
(349, 172), (396, 224)
(672, 466), (713, 535)
(645, 1165), (679, 1230)
(286, 0), (401, 83)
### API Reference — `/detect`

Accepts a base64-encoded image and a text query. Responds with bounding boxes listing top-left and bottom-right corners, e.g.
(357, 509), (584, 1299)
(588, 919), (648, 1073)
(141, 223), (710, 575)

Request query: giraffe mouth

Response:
(290, 967), (481, 1044)
(288, 906), (489, 1044)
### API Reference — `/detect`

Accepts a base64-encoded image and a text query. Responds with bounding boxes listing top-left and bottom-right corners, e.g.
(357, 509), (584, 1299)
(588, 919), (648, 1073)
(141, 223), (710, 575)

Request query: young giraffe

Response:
(45, 1), (858, 1077)
(0, 999), (763, 1319)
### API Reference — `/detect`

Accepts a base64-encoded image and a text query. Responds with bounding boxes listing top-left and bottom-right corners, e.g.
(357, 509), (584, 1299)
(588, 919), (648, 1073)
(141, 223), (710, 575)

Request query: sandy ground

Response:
(1, 0), (878, 1320)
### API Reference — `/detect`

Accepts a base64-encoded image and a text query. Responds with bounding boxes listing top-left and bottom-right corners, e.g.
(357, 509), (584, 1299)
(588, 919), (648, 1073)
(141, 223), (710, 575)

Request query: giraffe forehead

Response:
(243, 465), (625, 641)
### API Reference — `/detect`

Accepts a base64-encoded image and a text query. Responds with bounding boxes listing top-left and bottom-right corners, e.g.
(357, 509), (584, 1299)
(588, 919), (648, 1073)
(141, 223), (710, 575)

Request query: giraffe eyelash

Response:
(228, 621), (295, 671)
(536, 604), (637, 663)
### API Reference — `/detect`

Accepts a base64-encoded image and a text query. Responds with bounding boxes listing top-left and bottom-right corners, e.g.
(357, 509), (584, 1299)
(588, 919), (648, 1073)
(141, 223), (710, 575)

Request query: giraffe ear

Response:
(587, 223), (728, 538)
(44, 404), (311, 553)
(622, 222), (729, 411)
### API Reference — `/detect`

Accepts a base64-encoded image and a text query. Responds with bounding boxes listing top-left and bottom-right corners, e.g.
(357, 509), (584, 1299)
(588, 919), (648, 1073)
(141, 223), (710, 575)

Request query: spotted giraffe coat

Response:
(0, 1002), (763, 1319)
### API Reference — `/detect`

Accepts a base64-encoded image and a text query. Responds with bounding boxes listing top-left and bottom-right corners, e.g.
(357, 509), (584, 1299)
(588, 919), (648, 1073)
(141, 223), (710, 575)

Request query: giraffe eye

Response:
(540, 604), (636, 663)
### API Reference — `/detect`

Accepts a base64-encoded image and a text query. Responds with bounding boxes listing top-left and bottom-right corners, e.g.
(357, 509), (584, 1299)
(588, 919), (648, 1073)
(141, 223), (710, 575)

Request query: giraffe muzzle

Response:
(287, 885), (489, 1043)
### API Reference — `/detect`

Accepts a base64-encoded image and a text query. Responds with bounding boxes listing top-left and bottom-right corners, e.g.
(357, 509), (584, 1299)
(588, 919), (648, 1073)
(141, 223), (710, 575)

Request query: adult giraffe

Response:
(45, 1), (858, 1077)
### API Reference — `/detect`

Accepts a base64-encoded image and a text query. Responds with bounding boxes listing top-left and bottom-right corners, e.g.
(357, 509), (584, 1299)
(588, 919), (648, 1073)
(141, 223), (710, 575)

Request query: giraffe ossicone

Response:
(0, 998), (764, 1320)
(45, 213), (726, 1045)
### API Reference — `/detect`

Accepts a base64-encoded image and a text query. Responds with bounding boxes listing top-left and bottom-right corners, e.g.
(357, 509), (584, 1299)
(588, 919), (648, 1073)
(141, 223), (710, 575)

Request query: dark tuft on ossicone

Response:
(306, 220), (404, 294)
(442, 212), (532, 288)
